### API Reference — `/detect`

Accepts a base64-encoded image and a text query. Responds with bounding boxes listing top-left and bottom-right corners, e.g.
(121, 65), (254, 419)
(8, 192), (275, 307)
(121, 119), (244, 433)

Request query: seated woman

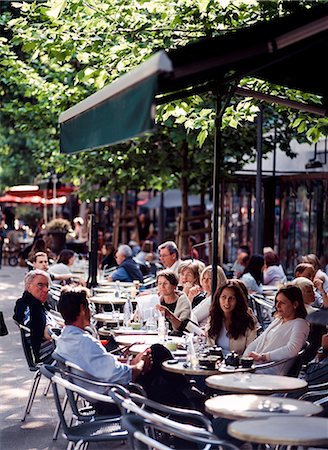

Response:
(206, 279), (257, 355)
(303, 253), (328, 292)
(100, 241), (117, 270)
(155, 269), (191, 333)
(49, 249), (75, 285)
(178, 260), (205, 307)
(239, 254), (264, 294)
(160, 265), (228, 334)
(189, 265), (227, 327)
(244, 284), (309, 375)
(292, 277), (317, 314)
(263, 251), (287, 286)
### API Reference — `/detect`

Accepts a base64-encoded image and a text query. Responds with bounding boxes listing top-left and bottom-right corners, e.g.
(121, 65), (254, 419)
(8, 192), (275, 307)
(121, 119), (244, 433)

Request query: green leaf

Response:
(198, 0), (210, 13)
(46, 0), (67, 19)
(197, 129), (208, 147)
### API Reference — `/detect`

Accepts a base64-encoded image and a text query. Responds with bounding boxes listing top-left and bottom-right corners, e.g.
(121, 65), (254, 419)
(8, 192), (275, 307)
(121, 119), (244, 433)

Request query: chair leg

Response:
(43, 377), (52, 396)
(53, 394), (68, 440)
(21, 370), (41, 421)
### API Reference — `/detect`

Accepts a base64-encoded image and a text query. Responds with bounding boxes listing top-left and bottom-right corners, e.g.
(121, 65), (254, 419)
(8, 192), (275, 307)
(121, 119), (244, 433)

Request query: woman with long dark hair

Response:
(239, 254), (264, 294)
(206, 280), (257, 355)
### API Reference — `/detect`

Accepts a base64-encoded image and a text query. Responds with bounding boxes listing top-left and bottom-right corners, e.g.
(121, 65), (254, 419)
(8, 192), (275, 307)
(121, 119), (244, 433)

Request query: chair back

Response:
(120, 410), (239, 450)
(17, 323), (38, 371)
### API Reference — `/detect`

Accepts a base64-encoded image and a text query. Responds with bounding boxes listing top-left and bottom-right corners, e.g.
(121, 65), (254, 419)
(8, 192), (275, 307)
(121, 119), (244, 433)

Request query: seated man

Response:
(13, 270), (56, 363)
(31, 252), (72, 284)
(56, 287), (203, 409)
(108, 244), (143, 283)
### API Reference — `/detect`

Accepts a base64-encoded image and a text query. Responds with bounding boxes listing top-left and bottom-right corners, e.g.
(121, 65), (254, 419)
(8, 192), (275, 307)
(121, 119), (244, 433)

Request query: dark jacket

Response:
(13, 291), (49, 362)
(118, 257), (143, 283)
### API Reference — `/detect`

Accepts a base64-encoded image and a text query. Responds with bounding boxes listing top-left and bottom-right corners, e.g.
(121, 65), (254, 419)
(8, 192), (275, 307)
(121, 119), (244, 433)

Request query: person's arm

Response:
(265, 320), (309, 362)
(130, 348), (153, 381)
(313, 278), (328, 309)
(156, 305), (182, 330)
(109, 267), (130, 282)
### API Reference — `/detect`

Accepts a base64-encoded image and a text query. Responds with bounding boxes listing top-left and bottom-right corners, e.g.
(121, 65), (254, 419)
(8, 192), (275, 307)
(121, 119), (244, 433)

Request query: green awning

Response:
(59, 4), (328, 154)
(59, 51), (172, 153)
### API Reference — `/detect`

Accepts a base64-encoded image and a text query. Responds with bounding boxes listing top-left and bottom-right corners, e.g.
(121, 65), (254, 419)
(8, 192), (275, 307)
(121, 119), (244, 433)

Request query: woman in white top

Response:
(239, 254), (264, 294)
(244, 284), (309, 375)
(189, 265), (227, 327)
(263, 251), (287, 286)
(159, 265), (227, 333)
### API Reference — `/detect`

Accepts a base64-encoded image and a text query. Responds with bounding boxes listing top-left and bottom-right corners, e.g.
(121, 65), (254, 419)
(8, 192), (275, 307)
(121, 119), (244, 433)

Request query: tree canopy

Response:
(1, 0), (327, 198)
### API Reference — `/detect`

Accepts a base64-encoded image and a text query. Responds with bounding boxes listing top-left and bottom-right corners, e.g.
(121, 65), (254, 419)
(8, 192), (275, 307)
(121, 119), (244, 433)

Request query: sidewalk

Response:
(0, 265), (125, 450)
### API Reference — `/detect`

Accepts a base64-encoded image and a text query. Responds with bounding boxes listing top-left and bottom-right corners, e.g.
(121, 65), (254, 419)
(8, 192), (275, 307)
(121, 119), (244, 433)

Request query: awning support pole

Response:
(211, 84), (236, 296)
(253, 105), (264, 254)
(211, 90), (222, 296)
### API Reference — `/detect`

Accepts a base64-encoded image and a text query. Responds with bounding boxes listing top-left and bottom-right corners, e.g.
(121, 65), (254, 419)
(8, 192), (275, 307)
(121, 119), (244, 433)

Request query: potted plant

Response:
(46, 218), (72, 255)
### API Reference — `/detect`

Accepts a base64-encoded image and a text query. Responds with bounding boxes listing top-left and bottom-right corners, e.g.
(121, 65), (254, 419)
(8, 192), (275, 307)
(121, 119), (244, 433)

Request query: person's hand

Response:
(141, 348), (153, 374)
(321, 333), (328, 352)
(188, 285), (201, 301)
(314, 277), (325, 294)
(248, 351), (267, 362)
(183, 281), (193, 295)
(155, 304), (167, 315)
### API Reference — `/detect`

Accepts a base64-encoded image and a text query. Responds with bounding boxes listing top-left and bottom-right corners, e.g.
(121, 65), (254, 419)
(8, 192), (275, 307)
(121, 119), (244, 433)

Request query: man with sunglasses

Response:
(13, 270), (56, 363)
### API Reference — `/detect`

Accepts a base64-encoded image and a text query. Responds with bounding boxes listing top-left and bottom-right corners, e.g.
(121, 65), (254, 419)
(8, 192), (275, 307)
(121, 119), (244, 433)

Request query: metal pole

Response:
(52, 173), (58, 220)
(211, 91), (222, 296)
(253, 106), (263, 254)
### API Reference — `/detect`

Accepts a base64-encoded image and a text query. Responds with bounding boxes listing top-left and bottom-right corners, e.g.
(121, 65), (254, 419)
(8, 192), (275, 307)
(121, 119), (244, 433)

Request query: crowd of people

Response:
(10, 234), (328, 443)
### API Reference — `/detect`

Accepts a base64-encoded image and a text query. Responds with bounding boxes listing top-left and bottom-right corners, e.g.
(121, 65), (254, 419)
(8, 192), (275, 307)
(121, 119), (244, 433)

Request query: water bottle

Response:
(115, 281), (120, 299)
(158, 314), (166, 342)
(186, 333), (198, 369)
(123, 296), (133, 328)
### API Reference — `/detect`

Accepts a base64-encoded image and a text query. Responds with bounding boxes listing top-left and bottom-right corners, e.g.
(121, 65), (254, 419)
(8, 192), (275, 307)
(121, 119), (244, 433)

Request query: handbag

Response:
(0, 311), (8, 336)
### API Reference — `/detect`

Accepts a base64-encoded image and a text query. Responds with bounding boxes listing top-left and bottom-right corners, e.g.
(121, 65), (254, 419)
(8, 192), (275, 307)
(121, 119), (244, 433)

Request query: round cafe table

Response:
(206, 373), (307, 394)
(228, 416), (328, 447)
(162, 360), (219, 376)
(115, 334), (184, 347)
(90, 295), (137, 306)
(205, 394), (323, 420)
(93, 312), (124, 324)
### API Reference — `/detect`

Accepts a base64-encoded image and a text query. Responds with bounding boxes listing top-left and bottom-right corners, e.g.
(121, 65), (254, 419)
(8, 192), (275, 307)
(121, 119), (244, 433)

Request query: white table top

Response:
(205, 394), (323, 420)
(97, 280), (136, 288)
(90, 295), (137, 305)
(93, 312), (124, 323)
(206, 373), (307, 394)
(228, 416), (328, 446)
(162, 360), (219, 376)
(115, 334), (184, 347)
(113, 327), (158, 335)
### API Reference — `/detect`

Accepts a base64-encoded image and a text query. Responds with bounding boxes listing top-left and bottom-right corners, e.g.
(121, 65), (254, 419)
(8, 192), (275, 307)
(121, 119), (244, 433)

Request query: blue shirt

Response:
(55, 325), (132, 385)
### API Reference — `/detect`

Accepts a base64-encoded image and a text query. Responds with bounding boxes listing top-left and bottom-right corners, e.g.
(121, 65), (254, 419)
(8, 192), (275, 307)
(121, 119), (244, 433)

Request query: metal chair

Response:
(40, 365), (128, 450)
(16, 323), (54, 421)
(248, 294), (273, 329)
(119, 404), (239, 450)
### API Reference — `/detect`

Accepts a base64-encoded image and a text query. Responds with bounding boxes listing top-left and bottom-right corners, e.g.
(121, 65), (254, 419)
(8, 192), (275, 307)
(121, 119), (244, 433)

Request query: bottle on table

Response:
(123, 296), (133, 328)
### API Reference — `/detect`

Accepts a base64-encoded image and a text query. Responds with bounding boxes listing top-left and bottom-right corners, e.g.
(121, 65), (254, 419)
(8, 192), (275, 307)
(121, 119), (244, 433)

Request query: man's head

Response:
(58, 286), (91, 327)
(115, 244), (132, 265)
(158, 241), (179, 268)
(25, 270), (51, 303)
(31, 252), (49, 271)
